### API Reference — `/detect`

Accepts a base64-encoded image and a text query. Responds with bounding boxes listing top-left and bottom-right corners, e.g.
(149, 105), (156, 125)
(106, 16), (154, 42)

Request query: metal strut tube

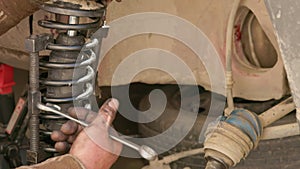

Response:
(67, 16), (79, 37)
(205, 160), (226, 169)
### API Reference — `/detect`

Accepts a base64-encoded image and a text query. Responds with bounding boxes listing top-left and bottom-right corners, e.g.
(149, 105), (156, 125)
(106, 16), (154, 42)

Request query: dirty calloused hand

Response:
(51, 98), (122, 169)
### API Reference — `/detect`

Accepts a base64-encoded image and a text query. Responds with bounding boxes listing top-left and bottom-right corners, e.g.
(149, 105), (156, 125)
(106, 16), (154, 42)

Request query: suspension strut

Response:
(25, 0), (108, 164)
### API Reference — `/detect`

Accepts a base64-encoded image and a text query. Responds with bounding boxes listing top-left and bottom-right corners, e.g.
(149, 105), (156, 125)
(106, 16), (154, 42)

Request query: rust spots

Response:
(234, 24), (242, 41)
(44, 14), (59, 36)
(50, 28), (59, 36)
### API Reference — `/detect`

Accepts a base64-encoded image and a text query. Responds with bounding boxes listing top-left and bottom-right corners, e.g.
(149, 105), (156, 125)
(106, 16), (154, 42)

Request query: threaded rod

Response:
(29, 50), (40, 152)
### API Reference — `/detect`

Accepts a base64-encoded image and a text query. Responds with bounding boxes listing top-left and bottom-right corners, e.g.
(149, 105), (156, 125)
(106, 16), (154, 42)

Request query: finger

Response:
(102, 98), (119, 112)
(54, 141), (71, 153)
(85, 99), (119, 139)
(61, 121), (79, 135)
(67, 134), (78, 144)
(51, 130), (68, 142)
(97, 98), (119, 126)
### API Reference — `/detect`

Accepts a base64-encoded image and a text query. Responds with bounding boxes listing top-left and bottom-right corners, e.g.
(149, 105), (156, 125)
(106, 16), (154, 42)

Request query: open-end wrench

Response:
(36, 103), (158, 161)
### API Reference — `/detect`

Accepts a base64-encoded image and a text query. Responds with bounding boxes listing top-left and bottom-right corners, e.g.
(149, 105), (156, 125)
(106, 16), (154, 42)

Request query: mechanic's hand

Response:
(51, 98), (122, 169)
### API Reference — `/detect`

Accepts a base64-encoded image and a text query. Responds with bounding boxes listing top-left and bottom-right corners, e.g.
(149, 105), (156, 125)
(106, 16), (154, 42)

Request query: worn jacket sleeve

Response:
(17, 154), (86, 169)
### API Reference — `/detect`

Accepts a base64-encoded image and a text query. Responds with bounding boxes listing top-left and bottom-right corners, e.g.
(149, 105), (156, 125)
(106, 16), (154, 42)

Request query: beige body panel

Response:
(0, 0), (288, 100)
(0, 10), (51, 70)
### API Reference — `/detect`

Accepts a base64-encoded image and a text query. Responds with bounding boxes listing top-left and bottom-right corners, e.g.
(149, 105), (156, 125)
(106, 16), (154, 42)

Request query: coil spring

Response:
(36, 1), (106, 154)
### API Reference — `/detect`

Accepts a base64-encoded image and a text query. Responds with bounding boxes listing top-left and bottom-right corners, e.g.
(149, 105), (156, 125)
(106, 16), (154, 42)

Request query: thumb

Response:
(95, 98), (119, 126)
(82, 98), (120, 150)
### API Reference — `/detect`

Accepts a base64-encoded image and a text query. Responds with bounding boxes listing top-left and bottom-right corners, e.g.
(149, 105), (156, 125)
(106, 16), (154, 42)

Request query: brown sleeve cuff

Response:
(17, 154), (86, 169)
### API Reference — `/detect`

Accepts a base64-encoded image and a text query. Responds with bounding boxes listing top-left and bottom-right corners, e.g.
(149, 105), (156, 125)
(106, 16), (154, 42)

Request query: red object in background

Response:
(0, 64), (15, 94)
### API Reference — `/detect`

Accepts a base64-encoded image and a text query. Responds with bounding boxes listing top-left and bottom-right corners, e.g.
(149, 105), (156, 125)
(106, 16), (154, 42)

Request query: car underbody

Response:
(0, 0), (299, 169)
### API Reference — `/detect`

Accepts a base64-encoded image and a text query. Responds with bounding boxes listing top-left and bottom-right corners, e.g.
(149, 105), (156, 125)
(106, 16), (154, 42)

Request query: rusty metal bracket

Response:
(25, 34), (53, 53)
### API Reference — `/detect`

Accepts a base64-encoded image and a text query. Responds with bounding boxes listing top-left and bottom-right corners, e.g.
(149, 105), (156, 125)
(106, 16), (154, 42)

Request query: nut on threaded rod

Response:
(205, 159), (227, 169)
